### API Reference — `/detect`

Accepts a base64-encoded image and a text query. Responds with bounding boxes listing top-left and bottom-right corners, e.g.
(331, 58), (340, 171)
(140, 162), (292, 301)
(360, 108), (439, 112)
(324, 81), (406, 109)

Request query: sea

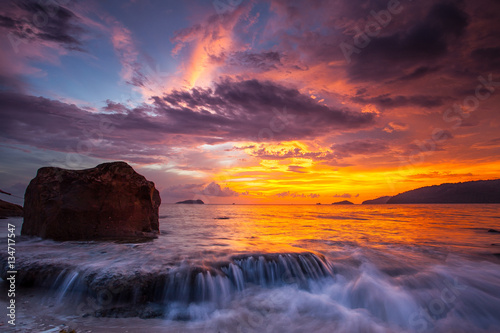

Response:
(1, 204), (500, 332)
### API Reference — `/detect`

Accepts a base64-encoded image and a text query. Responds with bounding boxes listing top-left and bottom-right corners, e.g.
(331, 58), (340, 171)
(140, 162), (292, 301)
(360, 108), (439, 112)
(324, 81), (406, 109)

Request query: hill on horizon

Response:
(387, 179), (500, 204)
(362, 196), (392, 204)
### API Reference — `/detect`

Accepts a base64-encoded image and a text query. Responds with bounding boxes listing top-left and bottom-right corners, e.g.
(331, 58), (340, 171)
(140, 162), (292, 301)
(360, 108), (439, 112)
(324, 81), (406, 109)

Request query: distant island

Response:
(362, 196), (392, 204)
(176, 199), (204, 204)
(332, 200), (354, 205)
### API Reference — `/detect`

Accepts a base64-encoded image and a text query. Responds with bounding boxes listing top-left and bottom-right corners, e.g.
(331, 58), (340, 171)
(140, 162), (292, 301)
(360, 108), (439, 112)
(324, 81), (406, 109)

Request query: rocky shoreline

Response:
(0, 249), (332, 319)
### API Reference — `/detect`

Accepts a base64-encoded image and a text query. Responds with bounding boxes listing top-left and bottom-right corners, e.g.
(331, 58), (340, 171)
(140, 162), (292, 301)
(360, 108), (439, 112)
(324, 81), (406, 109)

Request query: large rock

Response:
(21, 161), (161, 241)
(0, 199), (23, 218)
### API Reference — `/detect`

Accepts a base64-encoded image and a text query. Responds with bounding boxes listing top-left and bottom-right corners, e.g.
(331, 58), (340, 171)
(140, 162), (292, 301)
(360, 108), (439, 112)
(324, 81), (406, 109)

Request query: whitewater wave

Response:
(2, 248), (500, 332)
(2, 204), (500, 332)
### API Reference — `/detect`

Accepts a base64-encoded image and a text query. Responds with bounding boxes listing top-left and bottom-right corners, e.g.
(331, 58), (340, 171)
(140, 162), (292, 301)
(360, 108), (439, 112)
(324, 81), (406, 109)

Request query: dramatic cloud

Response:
(248, 139), (390, 163)
(332, 193), (358, 198)
(331, 140), (389, 159)
(352, 94), (445, 109)
(395, 66), (441, 82)
(406, 172), (474, 180)
(287, 165), (308, 173)
(0, 77), (375, 161)
(160, 182), (240, 202)
(276, 191), (320, 198)
(156, 78), (376, 141)
(250, 147), (336, 162)
(471, 47), (500, 71)
(227, 51), (282, 71)
(202, 182), (240, 197)
(383, 122), (409, 133)
(169, 3), (254, 87)
(347, 2), (469, 81)
(108, 20), (146, 88)
(472, 138), (500, 149)
(1, 0), (499, 204)
(0, 0), (87, 51)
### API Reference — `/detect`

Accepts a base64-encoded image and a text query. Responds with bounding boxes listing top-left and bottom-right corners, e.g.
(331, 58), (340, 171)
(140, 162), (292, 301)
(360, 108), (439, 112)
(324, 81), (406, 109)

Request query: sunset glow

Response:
(0, 0), (499, 204)
(2, 2), (500, 332)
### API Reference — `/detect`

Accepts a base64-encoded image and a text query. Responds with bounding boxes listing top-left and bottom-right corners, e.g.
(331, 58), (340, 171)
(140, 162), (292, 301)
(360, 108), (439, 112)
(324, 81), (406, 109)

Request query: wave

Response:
(1, 252), (333, 318)
(315, 215), (369, 221)
(2, 246), (500, 331)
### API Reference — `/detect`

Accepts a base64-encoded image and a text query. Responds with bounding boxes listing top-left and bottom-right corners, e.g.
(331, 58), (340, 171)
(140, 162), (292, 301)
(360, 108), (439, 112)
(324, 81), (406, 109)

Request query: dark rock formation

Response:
(362, 196), (392, 204)
(176, 199), (204, 204)
(0, 250), (332, 319)
(0, 199), (23, 218)
(332, 200), (354, 205)
(387, 179), (500, 204)
(21, 161), (161, 241)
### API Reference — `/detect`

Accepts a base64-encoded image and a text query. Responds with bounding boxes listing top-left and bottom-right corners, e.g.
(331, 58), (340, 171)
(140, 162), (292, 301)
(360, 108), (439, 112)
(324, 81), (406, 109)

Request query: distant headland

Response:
(362, 196), (392, 204)
(364, 179), (500, 204)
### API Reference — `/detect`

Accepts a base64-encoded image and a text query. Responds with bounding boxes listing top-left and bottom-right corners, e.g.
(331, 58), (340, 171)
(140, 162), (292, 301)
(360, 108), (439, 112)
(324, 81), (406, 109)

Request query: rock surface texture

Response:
(21, 162), (161, 241)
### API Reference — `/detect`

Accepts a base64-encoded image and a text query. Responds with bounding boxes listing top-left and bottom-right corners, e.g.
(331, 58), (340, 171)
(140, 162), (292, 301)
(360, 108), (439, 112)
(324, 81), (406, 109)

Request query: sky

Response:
(0, 0), (499, 204)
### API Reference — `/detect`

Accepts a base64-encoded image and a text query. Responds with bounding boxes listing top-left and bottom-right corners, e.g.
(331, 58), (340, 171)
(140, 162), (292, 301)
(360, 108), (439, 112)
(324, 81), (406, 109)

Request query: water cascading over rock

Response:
(0, 252), (334, 318)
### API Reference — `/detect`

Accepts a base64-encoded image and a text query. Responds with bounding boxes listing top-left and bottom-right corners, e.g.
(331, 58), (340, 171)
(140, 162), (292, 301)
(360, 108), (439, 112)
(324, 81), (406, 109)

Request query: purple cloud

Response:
(331, 140), (389, 159)
(0, 78), (376, 163)
(202, 182), (240, 197)
(0, 0), (88, 52)
(287, 165), (308, 173)
(332, 193), (359, 198)
(276, 191), (320, 198)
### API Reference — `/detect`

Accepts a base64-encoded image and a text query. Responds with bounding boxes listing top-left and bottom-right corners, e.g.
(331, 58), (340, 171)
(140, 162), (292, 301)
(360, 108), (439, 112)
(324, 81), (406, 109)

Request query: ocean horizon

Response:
(1, 0), (500, 332)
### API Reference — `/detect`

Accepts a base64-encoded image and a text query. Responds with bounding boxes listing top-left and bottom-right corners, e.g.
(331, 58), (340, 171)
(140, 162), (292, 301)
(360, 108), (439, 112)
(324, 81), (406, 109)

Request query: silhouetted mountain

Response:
(332, 200), (354, 205)
(362, 196), (392, 204)
(176, 199), (204, 204)
(387, 179), (500, 204)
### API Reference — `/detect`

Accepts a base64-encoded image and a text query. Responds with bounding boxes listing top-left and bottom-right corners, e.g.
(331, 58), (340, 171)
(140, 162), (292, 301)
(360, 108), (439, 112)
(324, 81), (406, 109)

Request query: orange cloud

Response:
(170, 5), (253, 89)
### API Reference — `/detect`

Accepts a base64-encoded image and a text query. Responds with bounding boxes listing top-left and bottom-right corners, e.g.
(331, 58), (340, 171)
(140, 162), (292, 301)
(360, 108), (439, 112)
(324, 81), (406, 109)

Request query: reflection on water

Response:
(161, 204), (500, 257)
(1, 204), (500, 332)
